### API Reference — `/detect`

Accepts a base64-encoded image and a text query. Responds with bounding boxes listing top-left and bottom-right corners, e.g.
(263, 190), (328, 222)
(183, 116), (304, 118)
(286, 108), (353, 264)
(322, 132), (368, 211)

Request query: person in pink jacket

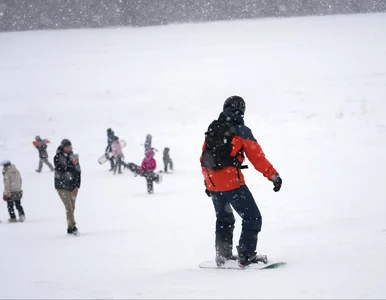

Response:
(140, 149), (161, 194)
(111, 136), (124, 175)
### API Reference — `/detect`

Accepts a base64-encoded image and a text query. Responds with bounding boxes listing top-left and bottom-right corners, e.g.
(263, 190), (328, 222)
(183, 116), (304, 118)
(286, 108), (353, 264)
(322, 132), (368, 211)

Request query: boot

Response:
(18, 214), (25, 223)
(72, 226), (79, 236)
(8, 217), (17, 223)
(237, 246), (267, 267)
(67, 226), (79, 235)
(215, 244), (236, 267)
(215, 253), (237, 267)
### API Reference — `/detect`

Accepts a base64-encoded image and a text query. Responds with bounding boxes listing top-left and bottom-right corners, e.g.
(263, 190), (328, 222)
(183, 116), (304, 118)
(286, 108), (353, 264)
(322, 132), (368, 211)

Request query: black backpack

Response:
(201, 120), (241, 170)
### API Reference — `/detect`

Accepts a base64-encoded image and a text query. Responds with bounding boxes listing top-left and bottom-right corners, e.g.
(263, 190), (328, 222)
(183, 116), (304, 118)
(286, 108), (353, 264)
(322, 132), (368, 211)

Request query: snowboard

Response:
(140, 144), (159, 152)
(199, 259), (286, 270)
(126, 163), (162, 182)
(98, 140), (127, 165)
(127, 162), (141, 174)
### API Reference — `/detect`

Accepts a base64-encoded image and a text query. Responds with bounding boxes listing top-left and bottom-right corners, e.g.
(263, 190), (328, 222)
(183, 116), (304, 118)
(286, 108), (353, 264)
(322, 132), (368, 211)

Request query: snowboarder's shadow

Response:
(52, 228), (130, 239)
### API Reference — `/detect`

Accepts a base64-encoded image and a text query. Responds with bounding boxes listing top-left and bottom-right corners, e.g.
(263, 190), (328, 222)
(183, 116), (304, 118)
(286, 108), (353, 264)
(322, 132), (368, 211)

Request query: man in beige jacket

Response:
(1, 160), (25, 222)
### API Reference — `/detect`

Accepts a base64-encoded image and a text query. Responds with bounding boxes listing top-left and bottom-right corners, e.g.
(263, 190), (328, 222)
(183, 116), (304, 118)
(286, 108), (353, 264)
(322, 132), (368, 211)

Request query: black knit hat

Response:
(223, 96), (246, 114)
(61, 139), (72, 147)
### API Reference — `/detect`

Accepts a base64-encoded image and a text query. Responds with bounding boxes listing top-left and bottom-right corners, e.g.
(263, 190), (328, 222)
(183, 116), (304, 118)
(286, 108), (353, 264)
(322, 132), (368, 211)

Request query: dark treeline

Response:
(0, 0), (386, 32)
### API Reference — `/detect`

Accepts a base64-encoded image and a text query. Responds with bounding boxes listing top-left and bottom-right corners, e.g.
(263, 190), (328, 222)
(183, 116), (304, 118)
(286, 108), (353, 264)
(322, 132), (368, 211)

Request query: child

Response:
(140, 149), (161, 194)
(1, 160), (25, 222)
(163, 147), (174, 173)
(33, 136), (54, 172)
(111, 136), (124, 175)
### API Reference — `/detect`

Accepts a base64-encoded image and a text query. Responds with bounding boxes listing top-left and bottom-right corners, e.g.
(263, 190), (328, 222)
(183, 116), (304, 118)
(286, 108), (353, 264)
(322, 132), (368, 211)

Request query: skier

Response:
(144, 134), (152, 154)
(140, 149), (160, 194)
(111, 136), (124, 175)
(200, 96), (282, 268)
(163, 147), (174, 173)
(106, 128), (116, 171)
(54, 139), (81, 235)
(1, 160), (25, 222)
(33, 136), (54, 172)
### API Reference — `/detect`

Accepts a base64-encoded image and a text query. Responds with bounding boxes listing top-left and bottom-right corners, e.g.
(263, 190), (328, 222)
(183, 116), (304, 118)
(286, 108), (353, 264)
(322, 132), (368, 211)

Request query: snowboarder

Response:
(111, 136), (124, 175)
(144, 134), (152, 154)
(106, 128), (116, 171)
(1, 160), (25, 223)
(33, 136), (54, 172)
(140, 149), (160, 194)
(54, 139), (81, 235)
(200, 96), (282, 268)
(163, 147), (174, 173)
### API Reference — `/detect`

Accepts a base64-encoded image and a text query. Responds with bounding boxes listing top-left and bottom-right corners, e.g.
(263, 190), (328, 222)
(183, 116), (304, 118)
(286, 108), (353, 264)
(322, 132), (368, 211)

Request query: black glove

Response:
(271, 173), (282, 192)
(204, 181), (211, 197)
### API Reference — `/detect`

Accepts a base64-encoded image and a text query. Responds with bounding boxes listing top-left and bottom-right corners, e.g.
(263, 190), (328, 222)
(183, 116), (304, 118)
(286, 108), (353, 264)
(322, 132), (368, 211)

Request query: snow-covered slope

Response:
(0, 13), (386, 299)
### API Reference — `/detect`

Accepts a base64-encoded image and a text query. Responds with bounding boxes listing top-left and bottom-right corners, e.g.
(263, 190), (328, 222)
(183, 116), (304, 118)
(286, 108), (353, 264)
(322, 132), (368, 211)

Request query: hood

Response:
(3, 164), (17, 174)
(146, 149), (155, 158)
(56, 146), (64, 154)
(56, 146), (71, 157)
(218, 109), (245, 126)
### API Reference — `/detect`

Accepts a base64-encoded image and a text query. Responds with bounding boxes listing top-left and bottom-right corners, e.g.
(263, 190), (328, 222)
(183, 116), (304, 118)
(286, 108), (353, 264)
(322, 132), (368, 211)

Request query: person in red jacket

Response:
(33, 136), (54, 172)
(200, 96), (282, 268)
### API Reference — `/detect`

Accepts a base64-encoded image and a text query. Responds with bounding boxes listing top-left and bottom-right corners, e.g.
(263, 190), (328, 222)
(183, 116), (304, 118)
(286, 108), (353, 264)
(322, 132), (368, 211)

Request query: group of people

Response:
(2, 138), (81, 235)
(105, 130), (173, 173)
(2, 95), (283, 269)
(102, 129), (173, 194)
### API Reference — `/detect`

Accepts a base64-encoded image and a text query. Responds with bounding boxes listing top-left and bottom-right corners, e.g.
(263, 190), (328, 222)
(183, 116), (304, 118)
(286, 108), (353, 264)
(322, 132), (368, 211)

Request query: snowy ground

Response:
(1, 12), (386, 299)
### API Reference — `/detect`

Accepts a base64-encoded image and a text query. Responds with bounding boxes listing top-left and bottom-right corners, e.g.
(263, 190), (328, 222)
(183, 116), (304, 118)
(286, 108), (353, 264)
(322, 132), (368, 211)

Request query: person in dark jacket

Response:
(163, 147), (174, 173)
(106, 128), (116, 171)
(54, 139), (81, 235)
(33, 136), (54, 172)
(200, 96), (282, 268)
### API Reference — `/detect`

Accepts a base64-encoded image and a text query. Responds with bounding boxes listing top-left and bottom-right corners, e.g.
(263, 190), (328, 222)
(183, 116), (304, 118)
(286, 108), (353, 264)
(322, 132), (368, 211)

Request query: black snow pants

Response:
(109, 157), (115, 170)
(7, 191), (25, 219)
(210, 185), (262, 259)
(142, 170), (159, 194)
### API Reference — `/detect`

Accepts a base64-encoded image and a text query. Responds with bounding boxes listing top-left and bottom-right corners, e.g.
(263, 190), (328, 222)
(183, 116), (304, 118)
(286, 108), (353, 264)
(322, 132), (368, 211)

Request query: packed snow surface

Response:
(0, 13), (386, 299)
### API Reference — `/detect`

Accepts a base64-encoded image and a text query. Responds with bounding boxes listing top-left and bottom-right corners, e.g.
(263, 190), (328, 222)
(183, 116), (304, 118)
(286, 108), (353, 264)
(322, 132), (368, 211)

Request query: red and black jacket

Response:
(201, 110), (276, 192)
